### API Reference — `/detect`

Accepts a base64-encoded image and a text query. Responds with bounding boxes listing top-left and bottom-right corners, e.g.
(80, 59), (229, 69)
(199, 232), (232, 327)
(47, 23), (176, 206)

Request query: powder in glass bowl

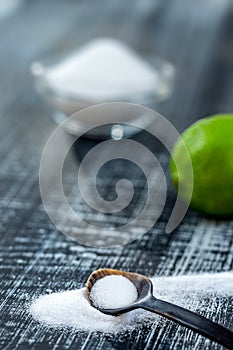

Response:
(90, 275), (138, 309)
(45, 38), (159, 101)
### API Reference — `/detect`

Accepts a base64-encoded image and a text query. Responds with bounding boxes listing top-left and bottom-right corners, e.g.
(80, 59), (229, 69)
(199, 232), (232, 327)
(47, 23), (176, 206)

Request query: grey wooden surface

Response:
(0, 0), (233, 349)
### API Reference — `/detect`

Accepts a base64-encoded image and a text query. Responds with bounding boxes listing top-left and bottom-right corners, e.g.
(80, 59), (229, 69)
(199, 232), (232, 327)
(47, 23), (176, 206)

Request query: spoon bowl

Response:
(86, 268), (152, 312)
(86, 268), (233, 349)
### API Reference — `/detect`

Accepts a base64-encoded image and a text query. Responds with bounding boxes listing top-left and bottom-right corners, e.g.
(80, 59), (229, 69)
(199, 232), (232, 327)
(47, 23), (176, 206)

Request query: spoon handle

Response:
(140, 297), (233, 349)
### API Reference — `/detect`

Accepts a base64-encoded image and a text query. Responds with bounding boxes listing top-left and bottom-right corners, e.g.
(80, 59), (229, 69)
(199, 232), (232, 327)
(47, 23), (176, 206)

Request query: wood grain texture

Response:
(0, 0), (232, 349)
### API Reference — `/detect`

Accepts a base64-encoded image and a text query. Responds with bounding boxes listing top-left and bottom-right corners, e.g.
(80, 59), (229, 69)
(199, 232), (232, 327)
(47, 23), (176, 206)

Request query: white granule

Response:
(90, 275), (138, 309)
(29, 272), (233, 333)
(30, 288), (124, 333)
(45, 38), (158, 100)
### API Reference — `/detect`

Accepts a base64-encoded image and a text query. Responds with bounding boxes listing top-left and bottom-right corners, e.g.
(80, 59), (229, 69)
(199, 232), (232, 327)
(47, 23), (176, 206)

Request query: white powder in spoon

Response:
(45, 38), (158, 100)
(90, 275), (138, 309)
(29, 272), (233, 333)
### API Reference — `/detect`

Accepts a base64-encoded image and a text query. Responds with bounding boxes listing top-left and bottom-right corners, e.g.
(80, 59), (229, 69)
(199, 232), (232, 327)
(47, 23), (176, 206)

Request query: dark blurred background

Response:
(1, 0), (233, 136)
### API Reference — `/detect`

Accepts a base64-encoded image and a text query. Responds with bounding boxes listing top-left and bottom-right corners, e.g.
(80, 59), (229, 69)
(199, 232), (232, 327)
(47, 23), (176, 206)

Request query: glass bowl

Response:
(30, 46), (175, 139)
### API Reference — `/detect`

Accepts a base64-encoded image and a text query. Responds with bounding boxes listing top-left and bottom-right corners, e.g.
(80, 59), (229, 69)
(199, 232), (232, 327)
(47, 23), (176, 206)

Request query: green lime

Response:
(170, 114), (233, 215)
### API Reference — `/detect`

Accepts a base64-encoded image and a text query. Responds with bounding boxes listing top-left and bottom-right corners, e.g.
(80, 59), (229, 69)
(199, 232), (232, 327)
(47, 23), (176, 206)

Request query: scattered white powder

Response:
(29, 272), (233, 333)
(45, 38), (158, 100)
(90, 275), (138, 309)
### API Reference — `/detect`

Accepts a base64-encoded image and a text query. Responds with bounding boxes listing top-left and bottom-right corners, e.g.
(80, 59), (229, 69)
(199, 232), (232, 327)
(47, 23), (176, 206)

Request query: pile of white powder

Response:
(29, 272), (233, 333)
(90, 275), (138, 309)
(45, 38), (158, 101)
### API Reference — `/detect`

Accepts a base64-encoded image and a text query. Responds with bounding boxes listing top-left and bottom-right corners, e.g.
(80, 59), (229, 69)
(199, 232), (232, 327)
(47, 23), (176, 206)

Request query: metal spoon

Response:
(86, 268), (233, 349)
